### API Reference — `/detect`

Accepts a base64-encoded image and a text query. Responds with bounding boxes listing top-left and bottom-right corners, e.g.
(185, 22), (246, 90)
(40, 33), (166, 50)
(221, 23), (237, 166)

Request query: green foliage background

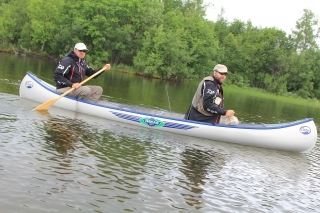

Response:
(1, 0), (320, 99)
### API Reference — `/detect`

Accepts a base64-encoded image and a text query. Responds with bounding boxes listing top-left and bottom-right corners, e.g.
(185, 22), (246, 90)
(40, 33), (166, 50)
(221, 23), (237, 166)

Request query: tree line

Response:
(1, 0), (320, 99)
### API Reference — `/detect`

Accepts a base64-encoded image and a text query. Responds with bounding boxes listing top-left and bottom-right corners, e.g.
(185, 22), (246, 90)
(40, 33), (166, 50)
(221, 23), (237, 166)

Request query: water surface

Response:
(0, 52), (319, 212)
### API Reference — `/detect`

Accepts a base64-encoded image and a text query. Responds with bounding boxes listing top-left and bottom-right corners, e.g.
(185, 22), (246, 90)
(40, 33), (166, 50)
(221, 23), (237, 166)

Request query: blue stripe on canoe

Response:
(112, 112), (140, 122)
(163, 122), (196, 130)
(111, 111), (197, 130)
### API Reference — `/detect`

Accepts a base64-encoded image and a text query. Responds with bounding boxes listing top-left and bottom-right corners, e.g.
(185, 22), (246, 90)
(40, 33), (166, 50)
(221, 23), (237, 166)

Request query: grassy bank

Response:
(225, 84), (320, 108)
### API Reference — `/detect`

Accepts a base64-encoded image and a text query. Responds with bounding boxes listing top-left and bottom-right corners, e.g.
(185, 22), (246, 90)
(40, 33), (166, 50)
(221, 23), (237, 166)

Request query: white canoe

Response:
(19, 71), (318, 152)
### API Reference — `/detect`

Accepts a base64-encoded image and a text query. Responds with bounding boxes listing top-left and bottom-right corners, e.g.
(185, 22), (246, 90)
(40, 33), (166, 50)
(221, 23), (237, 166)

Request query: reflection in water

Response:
(39, 113), (150, 210)
(43, 117), (87, 156)
(179, 148), (226, 210)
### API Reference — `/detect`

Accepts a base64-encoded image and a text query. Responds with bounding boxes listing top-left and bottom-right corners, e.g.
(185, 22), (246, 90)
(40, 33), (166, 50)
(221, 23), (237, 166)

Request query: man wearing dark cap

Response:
(54, 42), (111, 102)
(184, 64), (239, 125)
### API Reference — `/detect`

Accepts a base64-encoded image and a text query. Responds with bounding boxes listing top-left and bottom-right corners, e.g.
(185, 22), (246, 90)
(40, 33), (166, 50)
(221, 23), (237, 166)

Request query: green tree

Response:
(105, 0), (163, 65)
(0, 0), (10, 4)
(311, 51), (320, 99)
(25, 0), (64, 52)
(0, 0), (29, 47)
(228, 26), (290, 89)
(134, 8), (219, 79)
(284, 51), (315, 98)
(291, 9), (320, 52)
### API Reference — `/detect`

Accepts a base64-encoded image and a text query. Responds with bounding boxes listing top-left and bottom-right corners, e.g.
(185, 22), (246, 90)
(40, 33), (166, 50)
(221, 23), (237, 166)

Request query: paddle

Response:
(33, 66), (108, 111)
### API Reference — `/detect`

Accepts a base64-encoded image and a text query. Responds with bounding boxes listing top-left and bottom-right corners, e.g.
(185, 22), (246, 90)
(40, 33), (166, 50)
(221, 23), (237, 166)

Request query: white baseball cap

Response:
(74, 42), (88, 51)
(213, 64), (228, 73)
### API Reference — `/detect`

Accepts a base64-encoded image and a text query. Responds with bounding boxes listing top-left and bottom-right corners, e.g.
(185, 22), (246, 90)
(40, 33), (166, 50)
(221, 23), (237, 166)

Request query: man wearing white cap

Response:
(184, 64), (239, 125)
(54, 42), (111, 102)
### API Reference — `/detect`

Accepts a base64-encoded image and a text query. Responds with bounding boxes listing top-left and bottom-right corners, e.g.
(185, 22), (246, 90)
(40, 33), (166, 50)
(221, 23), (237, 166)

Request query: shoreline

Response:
(0, 49), (59, 61)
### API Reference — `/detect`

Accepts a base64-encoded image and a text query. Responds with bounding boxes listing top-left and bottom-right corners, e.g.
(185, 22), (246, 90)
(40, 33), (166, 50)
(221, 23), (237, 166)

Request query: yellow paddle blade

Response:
(33, 97), (61, 111)
(34, 108), (51, 116)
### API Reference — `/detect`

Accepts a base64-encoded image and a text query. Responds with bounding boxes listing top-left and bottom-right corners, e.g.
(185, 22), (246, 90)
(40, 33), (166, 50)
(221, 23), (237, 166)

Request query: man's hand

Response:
(103, 63), (111, 70)
(72, 83), (81, 89)
(225, 110), (235, 117)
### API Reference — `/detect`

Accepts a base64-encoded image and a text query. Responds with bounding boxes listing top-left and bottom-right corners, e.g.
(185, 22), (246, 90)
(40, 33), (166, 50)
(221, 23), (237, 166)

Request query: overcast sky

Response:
(204, 0), (320, 35)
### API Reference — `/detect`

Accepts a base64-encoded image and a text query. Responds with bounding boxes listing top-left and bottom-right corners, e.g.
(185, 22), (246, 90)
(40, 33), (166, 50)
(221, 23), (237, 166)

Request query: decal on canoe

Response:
(111, 112), (197, 130)
(140, 117), (164, 127)
(299, 126), (311, 135)
(25, 81), (34, 88)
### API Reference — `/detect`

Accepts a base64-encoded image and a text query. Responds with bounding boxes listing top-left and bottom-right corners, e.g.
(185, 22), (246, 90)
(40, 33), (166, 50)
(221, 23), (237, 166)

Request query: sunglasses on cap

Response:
(215, 70), (228, 76)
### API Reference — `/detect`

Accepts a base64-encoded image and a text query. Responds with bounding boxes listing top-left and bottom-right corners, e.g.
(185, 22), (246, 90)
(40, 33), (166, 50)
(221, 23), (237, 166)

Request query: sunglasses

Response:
(78, 50), (87, 53)
(217, 71), (228, 76)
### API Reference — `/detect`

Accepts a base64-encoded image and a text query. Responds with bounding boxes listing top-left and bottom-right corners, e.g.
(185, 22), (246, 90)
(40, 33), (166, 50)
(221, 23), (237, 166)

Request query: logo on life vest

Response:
(25, 81), (34, 88)
(58, 64), (64, 69)
(139, 117), (165, 127)
(299, 126), (311, 135)
(206, 89), (215, 95)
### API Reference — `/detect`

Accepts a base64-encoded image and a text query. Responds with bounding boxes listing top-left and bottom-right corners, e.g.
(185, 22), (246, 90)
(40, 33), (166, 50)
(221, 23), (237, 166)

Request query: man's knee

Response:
(95, 86), (103, 95)
(79, 86), (91, 96)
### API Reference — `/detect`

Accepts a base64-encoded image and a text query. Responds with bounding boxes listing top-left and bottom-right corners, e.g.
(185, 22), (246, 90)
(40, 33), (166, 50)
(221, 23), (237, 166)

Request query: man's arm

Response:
(53, 60), (73, 87)
(85, 62), (111, 78)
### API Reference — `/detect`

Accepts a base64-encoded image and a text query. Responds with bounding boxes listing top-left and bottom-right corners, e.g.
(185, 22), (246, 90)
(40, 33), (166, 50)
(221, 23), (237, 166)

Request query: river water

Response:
(0, 52), (319, 212)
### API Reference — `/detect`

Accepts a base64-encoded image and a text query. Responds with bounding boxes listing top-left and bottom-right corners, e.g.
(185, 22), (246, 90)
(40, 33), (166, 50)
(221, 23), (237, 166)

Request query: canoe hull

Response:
(19, 72), (318, 152)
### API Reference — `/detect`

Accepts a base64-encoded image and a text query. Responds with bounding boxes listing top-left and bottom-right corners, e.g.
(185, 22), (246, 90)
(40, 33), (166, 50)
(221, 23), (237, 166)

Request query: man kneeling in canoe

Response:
(54, 42), (111, 102)
(184, 64), (239, 125)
